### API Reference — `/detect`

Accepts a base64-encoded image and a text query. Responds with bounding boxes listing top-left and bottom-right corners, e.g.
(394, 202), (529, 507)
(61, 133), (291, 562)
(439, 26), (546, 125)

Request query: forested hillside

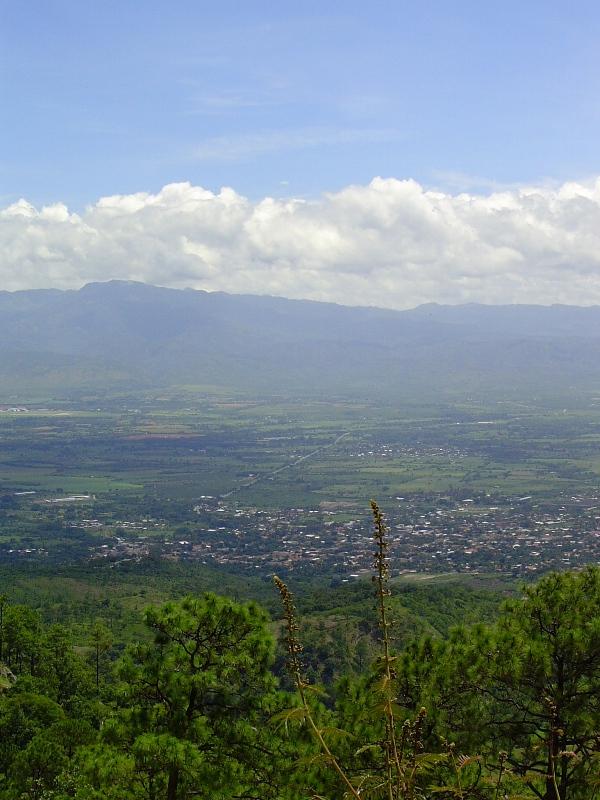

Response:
(4, 281), (600, 400)
(0, 507), (598, 799)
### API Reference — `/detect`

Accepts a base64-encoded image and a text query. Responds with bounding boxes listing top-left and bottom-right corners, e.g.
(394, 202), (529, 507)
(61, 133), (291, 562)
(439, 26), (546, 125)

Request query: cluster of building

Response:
(86, 492), (600, 576)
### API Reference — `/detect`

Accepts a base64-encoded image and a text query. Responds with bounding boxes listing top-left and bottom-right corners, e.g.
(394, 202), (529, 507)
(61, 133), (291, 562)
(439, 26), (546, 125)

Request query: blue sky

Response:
(3, 0), (600, 209)
(3, 1), (600, 307)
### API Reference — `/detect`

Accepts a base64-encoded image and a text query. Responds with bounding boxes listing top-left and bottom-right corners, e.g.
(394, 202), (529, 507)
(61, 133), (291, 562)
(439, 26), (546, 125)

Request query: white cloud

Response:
(2, 176), (600, 308)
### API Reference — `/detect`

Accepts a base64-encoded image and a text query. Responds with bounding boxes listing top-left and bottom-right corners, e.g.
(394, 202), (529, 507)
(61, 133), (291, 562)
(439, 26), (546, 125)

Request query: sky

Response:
(2, 0), (600, 307)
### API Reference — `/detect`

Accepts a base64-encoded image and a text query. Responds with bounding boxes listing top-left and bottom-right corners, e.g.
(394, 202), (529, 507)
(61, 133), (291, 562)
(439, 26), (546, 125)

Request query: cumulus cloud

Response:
(2, 176), (600, 308)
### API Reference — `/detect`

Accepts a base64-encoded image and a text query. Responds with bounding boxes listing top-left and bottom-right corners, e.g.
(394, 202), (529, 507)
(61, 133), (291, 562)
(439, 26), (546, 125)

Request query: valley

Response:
(2, 391), (600, 581)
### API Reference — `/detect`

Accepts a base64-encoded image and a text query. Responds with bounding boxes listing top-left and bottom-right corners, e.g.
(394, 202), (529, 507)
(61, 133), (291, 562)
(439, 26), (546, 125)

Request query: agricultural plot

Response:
(1, 392), (600, 577)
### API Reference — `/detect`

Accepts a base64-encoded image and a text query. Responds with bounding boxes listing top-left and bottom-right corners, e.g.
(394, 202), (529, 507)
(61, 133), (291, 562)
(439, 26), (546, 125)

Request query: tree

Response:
(0, 594), (7, 663)
(490, 568), (600, 799)
(38, 624), (94, 710)
(2, 605), (41, 674)
(403, 567), (600, 799)
(95, 594), (281, 800)
(0, 692), (64, 788)
(88, 620), (113, 691)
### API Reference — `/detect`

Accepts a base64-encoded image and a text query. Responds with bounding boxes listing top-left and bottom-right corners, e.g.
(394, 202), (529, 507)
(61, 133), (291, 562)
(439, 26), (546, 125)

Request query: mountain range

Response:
(1, 280), (599, 402)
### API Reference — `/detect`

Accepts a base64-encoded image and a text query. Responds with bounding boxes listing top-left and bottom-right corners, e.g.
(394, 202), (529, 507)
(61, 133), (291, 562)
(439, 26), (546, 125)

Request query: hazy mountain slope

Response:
(1, 281), (600, 401)
(407, 302), (600, 339)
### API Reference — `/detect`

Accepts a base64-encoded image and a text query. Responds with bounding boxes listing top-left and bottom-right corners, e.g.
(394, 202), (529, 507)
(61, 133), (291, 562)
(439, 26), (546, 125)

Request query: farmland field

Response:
(1, 389), (600, 580)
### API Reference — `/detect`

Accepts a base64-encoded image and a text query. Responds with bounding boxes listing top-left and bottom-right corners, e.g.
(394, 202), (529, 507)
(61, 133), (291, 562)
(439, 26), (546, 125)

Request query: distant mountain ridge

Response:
(2, 280), (600, 401)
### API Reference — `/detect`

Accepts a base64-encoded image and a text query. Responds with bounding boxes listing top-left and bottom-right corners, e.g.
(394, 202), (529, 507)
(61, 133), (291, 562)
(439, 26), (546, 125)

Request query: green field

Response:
(2, 390), (600, 576)
(2, 393), (600, 507)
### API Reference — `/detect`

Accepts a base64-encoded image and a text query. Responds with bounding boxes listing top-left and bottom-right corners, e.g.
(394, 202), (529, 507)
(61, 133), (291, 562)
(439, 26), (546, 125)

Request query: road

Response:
(220, 431), (351, 499)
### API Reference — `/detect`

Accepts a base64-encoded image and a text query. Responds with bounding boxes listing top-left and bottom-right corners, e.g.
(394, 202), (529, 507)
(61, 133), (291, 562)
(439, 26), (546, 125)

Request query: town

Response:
(4, 489), (599, 579)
